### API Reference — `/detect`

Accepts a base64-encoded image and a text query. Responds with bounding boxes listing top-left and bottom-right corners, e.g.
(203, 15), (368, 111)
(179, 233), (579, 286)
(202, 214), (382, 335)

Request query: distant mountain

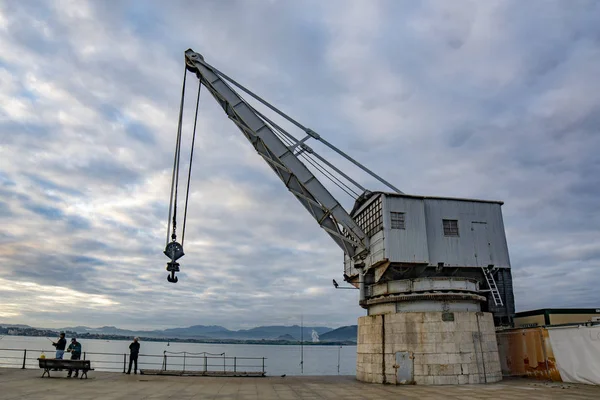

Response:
(3, 322), (338, 341)
(232, 325), (332, 340)
(96, 326), (129, 334)
(0, 323), (32, 329)
(162, 325), (231, 337)
(276, 334), (297, 341)
(319, 325), (357, 342)
(62, 326), (94, 333)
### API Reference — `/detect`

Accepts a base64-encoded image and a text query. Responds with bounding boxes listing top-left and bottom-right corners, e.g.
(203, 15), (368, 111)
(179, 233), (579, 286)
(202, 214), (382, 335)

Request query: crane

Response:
(164, 49), (399, 283)
(164, 49), (515, 326)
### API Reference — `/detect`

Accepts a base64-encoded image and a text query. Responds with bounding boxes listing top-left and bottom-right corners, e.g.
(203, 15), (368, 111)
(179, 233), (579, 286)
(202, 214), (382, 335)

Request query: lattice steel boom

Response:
(184, 49), (372, 260)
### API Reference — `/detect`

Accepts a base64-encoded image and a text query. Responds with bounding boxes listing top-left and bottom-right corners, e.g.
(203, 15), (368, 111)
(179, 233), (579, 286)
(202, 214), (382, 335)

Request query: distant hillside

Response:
(4, 323), (337, 341)
(62, 326), (94, 333)
(0, 323), (33, 329)
(162, 325), (231, 337)
(319, 325), (357, 342)
(232, 325), (331, 340)
(276, 334), (297, 341)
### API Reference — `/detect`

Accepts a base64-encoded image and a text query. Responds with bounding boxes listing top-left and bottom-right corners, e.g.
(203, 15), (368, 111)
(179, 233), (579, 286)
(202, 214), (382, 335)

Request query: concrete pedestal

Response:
(356, 311), (502, 385)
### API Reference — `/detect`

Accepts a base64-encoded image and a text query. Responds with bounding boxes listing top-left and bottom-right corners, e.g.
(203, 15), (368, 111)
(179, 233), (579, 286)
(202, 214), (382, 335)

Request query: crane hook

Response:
(166, 261), (180, 283)
(164, 242), (184, 283)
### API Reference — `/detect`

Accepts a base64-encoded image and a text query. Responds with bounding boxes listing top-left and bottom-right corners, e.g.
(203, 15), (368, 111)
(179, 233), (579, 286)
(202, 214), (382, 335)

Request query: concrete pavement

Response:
(1, 368), (599, 399)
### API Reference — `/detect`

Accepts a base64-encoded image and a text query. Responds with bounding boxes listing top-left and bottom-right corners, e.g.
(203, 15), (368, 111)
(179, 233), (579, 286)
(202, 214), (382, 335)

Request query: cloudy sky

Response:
(0, 0), (599, 331)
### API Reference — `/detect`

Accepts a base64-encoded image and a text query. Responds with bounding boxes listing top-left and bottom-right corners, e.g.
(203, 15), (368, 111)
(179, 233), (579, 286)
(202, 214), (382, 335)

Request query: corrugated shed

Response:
(344, 193), (512, 273)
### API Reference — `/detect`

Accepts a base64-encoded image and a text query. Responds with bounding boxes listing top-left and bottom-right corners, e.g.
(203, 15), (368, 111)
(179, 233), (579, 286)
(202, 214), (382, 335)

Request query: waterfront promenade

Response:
(1, 368), (599, 399)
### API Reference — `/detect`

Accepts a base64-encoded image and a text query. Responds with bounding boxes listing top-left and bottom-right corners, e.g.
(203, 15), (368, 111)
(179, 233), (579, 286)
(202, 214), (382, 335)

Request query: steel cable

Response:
(166, 66), (188, 246)
(266, 119), (360, 199)
(181, 80), (202, 246)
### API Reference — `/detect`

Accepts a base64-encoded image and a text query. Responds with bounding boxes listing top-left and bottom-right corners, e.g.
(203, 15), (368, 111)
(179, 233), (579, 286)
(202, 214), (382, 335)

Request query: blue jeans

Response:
(55, 350), (64, 359)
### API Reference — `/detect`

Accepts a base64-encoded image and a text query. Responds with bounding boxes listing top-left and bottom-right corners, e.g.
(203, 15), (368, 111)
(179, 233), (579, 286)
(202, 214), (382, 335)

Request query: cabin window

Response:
(349, 195), (383, 238)
(390, 212), (405, 229)
(443, 219), (459, 236)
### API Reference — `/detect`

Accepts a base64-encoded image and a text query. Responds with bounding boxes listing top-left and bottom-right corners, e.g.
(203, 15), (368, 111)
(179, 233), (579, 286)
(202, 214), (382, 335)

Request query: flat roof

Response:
(515, 308), (600, 317)
(383, 192), (504, 205)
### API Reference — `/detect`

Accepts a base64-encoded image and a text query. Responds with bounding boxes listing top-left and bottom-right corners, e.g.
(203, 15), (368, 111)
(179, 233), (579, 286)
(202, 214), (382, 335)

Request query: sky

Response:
(0, 0), (599, 331)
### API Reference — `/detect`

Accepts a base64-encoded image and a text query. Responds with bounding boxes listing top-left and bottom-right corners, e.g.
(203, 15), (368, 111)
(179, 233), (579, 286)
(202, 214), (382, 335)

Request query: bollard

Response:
(83, 352), (86, 361)
(123, 354), (126, 373)
(22, 349), (27, 369)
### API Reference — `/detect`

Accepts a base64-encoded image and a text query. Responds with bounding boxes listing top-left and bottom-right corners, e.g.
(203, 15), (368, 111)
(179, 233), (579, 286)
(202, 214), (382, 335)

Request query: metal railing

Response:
(0, 348), (266, 375)
(160, 351), (265, 374)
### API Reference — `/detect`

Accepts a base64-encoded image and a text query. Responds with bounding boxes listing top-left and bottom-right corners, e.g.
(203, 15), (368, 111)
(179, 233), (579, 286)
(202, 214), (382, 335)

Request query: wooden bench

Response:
(38, 358), (94, 379)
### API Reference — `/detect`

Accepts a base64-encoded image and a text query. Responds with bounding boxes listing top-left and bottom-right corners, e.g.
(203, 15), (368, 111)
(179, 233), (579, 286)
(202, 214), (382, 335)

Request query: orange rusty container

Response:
(496, 327), (561, 381)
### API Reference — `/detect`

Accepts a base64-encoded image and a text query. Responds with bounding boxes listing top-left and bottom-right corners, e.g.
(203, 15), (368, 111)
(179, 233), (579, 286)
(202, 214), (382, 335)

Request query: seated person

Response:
(66, 338), (82, 378)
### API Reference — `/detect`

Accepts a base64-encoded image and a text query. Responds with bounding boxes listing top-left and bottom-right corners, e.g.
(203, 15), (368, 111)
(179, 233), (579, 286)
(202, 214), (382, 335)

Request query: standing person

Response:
(52, 332), (67, 359)
(66, 338), (82, 378)
(127, 337), (140, 374)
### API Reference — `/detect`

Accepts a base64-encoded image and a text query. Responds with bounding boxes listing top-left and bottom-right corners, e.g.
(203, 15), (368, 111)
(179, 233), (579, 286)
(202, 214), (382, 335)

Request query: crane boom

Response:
(184, 49), (369, 259)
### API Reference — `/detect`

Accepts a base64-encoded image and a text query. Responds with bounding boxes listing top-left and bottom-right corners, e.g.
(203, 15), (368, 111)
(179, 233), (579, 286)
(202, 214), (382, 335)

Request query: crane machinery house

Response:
(344, 192), (513, 324)
(165, 49), (515, 385)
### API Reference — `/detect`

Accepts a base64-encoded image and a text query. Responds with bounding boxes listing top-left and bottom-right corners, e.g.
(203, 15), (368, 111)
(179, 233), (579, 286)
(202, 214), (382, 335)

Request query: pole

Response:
(234, 357), (236, 373)
(223, 354), (226, 373)
(300, 315), (304, 374)
(123, 354), (126, 373)
(358, 268), (366, 302)
(337, 346), (341, 375)
(22, 349), (27, 369)
(204, 355), (207, 372)
(262, 357), (265, 375)
(83, 352), (86, 361)
(183, 352), (186, 373)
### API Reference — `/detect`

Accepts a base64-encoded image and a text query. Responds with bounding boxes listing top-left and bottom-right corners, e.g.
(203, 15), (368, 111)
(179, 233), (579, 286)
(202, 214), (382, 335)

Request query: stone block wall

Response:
(357, 312), (502, 385)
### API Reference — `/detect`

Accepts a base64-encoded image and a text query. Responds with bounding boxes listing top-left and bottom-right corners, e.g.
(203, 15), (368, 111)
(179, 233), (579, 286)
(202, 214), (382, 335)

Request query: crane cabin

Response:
(344, 192), (514, 325)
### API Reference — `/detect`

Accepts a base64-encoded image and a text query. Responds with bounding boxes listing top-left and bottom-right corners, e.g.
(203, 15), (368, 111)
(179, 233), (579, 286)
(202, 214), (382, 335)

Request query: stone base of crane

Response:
(356, 277), (502, 385)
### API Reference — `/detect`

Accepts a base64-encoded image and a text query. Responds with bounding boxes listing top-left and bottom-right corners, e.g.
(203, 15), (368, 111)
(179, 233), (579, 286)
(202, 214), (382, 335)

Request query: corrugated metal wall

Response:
(370, 195), (511, 269)
(488, 269), (515, 318)
(422, 199), (511, 269)
(384, 196), (429, 263)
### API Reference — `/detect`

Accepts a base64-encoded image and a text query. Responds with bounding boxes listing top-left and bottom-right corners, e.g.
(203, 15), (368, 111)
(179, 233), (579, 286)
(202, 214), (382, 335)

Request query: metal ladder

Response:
(481, 266), (503, 306)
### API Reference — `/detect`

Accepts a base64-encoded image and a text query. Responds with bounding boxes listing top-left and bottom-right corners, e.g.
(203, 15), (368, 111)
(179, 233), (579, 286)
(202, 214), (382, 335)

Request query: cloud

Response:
(0, 277), (118, 320)
(0, 0), (598, 330)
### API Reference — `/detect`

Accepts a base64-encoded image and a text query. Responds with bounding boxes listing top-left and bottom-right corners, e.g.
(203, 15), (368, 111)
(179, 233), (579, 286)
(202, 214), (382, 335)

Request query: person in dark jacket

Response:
(52, 332), (67, 359)
(127, 337), (140, 374)
(66, 338), (82, 378)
